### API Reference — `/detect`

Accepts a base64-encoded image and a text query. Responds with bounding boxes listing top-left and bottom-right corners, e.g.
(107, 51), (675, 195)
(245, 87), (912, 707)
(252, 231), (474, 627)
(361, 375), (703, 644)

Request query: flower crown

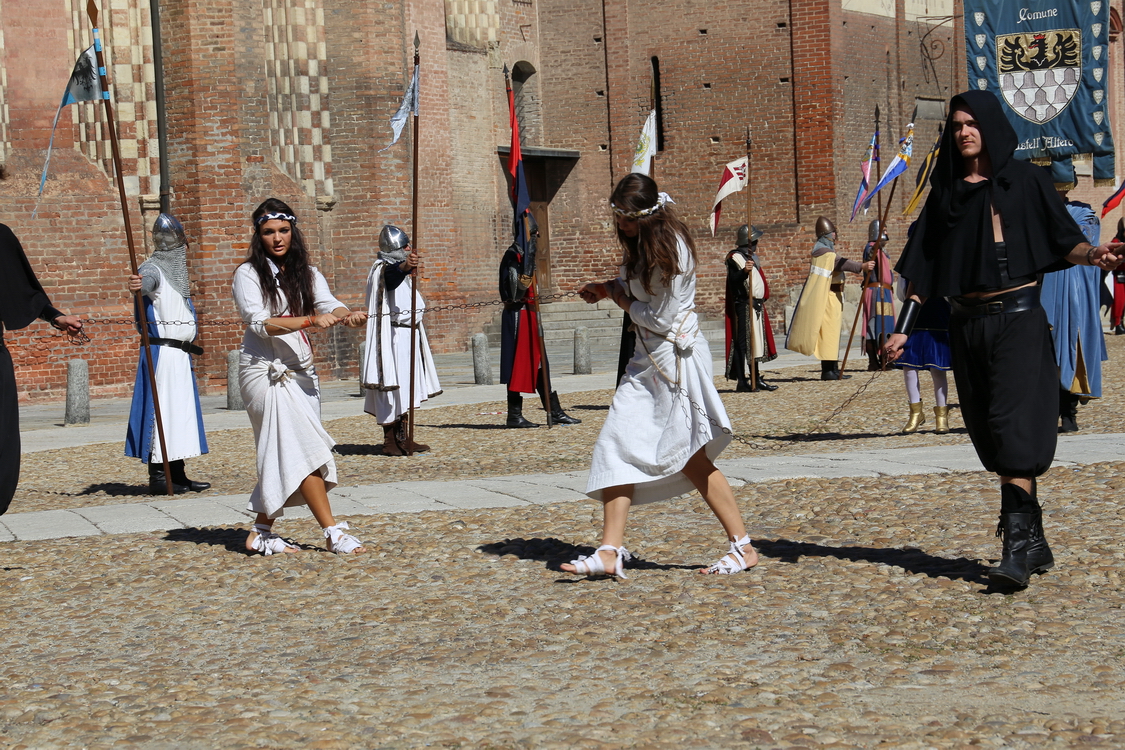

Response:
(610, 191), (675, 219)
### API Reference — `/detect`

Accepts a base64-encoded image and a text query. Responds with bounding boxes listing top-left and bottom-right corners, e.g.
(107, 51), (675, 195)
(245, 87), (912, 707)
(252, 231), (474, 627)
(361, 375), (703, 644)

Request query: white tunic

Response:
(360, 260), (442, 424)
(586, 237), (732, 504)
(232, 260), (343, 519)
(125, 267), (208, 463)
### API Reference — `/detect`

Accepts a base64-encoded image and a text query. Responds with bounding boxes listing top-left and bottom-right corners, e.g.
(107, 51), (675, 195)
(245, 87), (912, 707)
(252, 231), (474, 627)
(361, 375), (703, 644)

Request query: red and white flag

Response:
(709, 156), (749, 236)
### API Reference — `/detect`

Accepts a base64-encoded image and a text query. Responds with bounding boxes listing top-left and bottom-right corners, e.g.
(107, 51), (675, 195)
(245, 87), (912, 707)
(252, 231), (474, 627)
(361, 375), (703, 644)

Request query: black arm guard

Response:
(893, 298), (922, 337)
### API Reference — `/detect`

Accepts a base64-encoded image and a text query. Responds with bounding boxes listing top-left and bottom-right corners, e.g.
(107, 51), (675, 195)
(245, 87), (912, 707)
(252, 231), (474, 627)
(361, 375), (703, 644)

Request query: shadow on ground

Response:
(756, 538), (991, 584)
(164, 526), (322, 555)
(479, 536), (705, 575)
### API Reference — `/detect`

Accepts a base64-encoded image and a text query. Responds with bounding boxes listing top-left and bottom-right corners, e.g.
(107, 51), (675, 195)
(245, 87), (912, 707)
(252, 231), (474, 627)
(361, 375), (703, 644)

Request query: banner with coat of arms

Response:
(965, 0), (1115, 185)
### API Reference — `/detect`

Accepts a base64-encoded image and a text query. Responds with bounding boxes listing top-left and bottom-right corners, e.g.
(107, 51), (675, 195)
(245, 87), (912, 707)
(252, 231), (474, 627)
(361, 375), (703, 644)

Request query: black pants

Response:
(949, 305), (1058, 477)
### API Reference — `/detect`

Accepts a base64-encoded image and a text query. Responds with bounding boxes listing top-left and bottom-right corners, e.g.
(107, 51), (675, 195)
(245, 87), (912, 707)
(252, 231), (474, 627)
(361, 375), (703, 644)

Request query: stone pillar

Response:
(472, 333), (493, 385)
(65, 359), (90, 425)
(226, 350), (243, 411)
(573, 326), (591, 374)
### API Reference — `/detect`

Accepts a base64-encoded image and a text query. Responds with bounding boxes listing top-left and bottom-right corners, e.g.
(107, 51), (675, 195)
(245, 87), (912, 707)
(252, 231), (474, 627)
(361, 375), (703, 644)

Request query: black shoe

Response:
(169, 459), (211, 492)
(820, 361), (841, 380)
(148, 464), (190, 495)
(988, 511), (1053, 587)
(548, 392), (581, 425)
(1059, 415), (1079, 433)
(755, 375), (778, 392)
(506, 392), (539, 428)
(735, 378), (753, 392)
(1116, 323), (1125, 335)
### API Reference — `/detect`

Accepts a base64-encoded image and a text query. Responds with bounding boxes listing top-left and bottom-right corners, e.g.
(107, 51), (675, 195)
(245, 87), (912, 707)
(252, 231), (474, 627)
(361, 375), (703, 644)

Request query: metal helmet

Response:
(867, 219), (889, 243)
(152, 213), (187, 253)
(815, 216), (836, 238)
(378, 225), (410, 255)
(736, 224), (764, 247)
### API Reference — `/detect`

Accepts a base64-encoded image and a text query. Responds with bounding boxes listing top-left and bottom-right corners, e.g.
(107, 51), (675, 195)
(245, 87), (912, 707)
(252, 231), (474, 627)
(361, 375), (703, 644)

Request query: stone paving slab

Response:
(153, 497), (255, 528)
(0, 509), (101, 540)
(334, 484), (451, 514)
(400, 480), (533, 509)
(71, 503), (179, 535)
(463, 477), (586, 504)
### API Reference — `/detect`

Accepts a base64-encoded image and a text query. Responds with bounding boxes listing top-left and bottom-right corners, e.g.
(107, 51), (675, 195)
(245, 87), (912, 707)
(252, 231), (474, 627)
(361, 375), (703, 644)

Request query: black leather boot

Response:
(169, 459), (211, 492)
(149, 462), (189, 495)
(548, 392), (581, 425)
(506, 391), (538, 428)
(1059, 389), (1079, 433)
(1115, 323), (1125, 335)
(820, 360), (841, 380)
(755, 373), (778, 391)
(988, 484), (1053, 587)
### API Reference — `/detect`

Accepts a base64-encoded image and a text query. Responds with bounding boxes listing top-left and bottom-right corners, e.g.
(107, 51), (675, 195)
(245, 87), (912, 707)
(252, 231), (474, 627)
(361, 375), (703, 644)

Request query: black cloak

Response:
(895, 90), (1087, 298)
(0, 224), (56, 515)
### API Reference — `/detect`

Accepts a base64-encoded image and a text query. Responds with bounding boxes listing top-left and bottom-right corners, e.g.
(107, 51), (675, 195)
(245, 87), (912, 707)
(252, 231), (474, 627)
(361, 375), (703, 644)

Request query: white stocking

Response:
(931, 369), (948, 407)
(903, 368), (921, 403)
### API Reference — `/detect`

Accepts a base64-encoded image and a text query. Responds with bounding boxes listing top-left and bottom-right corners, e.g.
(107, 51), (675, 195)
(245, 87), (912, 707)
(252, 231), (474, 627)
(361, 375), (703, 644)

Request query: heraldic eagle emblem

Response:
(997, 29), (1081, 123)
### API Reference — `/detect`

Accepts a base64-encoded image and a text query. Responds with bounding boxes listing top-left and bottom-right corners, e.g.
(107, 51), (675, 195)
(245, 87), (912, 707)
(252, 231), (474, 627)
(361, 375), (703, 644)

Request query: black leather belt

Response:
(950, 285), (1040, 318)
(146, 337), (203, 356)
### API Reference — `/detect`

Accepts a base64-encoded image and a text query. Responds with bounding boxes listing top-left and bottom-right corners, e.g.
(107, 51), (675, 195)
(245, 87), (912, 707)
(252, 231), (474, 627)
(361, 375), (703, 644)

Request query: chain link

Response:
(685, 368), (886, 452)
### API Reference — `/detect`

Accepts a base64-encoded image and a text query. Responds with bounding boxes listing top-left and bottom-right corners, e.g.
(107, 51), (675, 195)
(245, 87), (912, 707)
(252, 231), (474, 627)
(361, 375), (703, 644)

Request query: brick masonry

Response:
(1, 0), (1123, 402)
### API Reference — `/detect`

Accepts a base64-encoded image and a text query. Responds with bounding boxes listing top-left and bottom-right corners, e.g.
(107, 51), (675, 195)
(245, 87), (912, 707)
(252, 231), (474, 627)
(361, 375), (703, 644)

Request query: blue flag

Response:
(36, 46), (102, 209)
(965, 0), (1114, 184)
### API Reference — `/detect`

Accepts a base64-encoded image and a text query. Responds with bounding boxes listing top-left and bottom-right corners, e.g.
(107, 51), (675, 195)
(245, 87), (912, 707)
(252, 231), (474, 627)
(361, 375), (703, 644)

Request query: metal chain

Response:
(684, 368), (886, 452)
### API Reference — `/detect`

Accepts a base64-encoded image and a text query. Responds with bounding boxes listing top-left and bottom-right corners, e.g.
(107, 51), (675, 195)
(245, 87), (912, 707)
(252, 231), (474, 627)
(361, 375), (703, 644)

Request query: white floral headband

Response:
(611, 191), (675, 219)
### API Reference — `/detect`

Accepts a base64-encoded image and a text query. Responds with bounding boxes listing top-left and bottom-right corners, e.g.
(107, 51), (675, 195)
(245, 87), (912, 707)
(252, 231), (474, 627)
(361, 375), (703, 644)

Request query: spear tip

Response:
(875, 103), (881, 119)
(86, 0), (98, 26)
(414, 31), (420, 49)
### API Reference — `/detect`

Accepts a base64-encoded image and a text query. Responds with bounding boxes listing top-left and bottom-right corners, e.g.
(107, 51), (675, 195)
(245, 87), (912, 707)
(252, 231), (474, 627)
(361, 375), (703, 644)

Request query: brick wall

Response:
(4, 0), (1124, 402)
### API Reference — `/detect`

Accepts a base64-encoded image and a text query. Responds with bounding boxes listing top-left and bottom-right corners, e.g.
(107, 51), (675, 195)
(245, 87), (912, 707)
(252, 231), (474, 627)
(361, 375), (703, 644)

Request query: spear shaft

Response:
(87, 1), (174, 495)
(744, 127), (758, 391)
(407, 34), (420, 455)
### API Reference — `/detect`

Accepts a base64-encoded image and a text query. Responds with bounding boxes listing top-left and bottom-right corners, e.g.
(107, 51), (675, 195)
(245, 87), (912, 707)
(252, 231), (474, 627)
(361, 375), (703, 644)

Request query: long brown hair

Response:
(245, 198), (316, 317)
(611, 173), (696, 295)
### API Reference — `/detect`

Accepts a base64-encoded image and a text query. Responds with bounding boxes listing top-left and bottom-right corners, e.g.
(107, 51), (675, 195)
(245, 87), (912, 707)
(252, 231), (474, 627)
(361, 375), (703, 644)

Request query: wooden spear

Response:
(842, 106), (880, 377)
(407, 32), (420, 456)
(87, 0), (174, 495)
(744, 126), (759, 391)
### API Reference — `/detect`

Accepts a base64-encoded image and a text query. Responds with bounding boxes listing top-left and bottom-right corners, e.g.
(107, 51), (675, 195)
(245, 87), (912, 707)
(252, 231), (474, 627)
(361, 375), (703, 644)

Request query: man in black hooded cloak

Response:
(0, 224), (83, 515)
(884, 90), (1124, 588)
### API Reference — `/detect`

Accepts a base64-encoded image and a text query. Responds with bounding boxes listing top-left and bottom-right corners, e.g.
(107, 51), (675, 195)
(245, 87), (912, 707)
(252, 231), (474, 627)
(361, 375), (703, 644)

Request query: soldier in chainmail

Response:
(125, 213), (210, 494)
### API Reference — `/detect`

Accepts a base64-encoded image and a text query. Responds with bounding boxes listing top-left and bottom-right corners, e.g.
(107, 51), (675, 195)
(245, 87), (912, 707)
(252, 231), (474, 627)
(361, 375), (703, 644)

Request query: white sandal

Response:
(567, 544), (631, 579)
(703, 535), (755, 574)
(248, 523), (300, 556)
(324, 522), (365, 555)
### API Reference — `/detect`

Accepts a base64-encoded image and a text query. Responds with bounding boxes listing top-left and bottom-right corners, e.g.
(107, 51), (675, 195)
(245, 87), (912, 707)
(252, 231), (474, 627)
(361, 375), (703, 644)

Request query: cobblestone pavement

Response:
(3, 338), (1125, 747)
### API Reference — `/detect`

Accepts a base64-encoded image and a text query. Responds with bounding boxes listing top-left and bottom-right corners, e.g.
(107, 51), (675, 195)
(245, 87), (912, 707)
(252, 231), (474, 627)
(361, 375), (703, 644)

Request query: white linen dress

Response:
(586, 236), (732, 504)
(232, 260), (342, 519)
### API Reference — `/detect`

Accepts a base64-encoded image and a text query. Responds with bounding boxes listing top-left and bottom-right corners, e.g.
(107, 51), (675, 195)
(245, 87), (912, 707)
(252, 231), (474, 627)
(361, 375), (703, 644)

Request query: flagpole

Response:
(744, 126), (758, 392)
(87, 0), (174, 496)
(844, 176), (901, 375)
(407, 32), (420, 456)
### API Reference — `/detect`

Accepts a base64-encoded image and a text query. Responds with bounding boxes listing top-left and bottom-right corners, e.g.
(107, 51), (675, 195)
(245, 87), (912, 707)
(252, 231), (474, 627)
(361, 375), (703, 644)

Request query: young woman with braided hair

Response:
(564, 173), (759, 579)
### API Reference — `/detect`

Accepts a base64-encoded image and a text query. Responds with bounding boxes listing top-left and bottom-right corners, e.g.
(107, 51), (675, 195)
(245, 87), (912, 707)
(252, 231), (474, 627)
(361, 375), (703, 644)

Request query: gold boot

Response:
(903, 402), (925, 433)
(933, 405), (950, 434)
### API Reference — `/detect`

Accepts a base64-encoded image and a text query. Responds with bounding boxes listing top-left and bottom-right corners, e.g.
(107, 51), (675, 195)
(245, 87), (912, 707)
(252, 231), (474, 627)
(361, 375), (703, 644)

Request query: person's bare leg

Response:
(562, 484), (633, 573)
(245, 512), (301, 554)
(682, 448), (759, 570)
(300, 472), (367, 553)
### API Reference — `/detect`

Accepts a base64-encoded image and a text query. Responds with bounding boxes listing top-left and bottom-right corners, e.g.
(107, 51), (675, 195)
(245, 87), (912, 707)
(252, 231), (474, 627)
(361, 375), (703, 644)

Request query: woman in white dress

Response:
(564, 174), (759, 578)
(232, 198), (368, 556)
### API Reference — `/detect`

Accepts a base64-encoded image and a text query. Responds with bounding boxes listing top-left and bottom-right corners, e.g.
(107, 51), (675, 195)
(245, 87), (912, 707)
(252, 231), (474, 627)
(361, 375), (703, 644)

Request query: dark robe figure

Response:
(724, 226), (777, 391)
(498, 218), (579, 428)
(0, 224), (80, 515)
(893, 90), (1093, 588)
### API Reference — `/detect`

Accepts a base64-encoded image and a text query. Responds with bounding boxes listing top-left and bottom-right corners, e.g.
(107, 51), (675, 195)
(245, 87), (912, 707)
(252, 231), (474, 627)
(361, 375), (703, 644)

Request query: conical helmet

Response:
(152, 213), (187, 252)
(815, 216), (836, 238)
(378, 225), (410, 254)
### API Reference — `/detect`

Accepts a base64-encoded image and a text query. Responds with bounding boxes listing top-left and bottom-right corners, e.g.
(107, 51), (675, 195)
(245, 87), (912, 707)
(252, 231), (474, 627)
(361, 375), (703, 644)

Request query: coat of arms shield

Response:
(997, 29), (1082, 123)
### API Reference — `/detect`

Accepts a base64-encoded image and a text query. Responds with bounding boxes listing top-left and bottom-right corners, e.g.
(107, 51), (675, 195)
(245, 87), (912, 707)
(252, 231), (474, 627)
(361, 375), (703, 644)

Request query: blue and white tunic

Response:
(125, 267), (208, 463)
